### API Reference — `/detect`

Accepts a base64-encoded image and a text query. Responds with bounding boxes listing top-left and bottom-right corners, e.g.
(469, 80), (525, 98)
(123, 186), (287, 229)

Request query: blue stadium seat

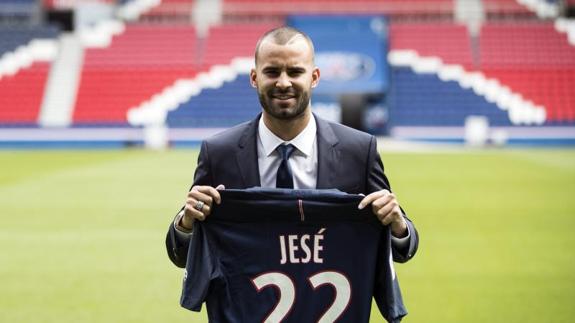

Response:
(167, 75), (260, 128)
(0, 0), (38, 20)
(387, 68), (512, 127)
(0, 25), (60, 56)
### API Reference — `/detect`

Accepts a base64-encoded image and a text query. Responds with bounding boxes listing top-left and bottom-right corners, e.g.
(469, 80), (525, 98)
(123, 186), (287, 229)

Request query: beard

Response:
(258, 87), (310, 120)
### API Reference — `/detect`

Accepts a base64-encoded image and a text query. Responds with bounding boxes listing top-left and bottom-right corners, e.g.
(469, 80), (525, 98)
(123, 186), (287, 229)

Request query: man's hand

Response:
(358, 189), (408, 238)
(180, 184), (225, 230)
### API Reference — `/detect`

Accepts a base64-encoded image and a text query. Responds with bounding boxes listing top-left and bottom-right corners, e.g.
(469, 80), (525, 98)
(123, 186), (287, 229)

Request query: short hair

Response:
(254, 26), (315, 64)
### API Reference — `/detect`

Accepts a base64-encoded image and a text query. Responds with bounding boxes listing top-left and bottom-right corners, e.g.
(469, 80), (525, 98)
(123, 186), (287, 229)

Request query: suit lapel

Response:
(315, 115), (339, 189)
(236, 114), (261, 188)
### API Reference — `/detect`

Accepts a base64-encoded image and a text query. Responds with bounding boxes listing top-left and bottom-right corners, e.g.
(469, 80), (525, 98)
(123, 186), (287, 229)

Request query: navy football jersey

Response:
(180, 189), (407, 323)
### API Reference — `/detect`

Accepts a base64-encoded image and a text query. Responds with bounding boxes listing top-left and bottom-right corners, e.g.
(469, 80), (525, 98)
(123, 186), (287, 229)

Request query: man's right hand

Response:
(180, 184), (225, 230)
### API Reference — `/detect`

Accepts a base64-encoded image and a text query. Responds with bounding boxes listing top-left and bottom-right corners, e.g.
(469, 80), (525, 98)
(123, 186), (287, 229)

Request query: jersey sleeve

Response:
(179, 222), (221, 312)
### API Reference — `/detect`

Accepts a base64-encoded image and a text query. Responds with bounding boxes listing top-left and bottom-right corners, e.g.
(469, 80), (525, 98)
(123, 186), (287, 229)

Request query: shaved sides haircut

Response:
(254, 26), (315, 64)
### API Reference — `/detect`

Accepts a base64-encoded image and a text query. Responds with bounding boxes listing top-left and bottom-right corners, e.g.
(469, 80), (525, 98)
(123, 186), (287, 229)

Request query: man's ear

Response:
(311, 67), (320, 88)
(250, 69), (257, 88)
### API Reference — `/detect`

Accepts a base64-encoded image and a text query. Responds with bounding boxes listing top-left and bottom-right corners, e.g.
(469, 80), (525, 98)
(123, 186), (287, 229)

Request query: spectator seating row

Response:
(0, 0), (37, 16)
(167, 75), (259, 127)
(73, 24), (199, 124)
(0, 25), (59, 56)
(140, 0), (194, 21)
(388, 67), (512, 126)
(387, 21), (575, 126)
(202, 23), (277, 67)
(479, 22), (575, 123)
(0, 26), (59, 125)
(223, 0), (453, 17)
(2, 20), (574, 127)
(1, 0), (36, 4)
(73, 23), (275, 125)
(42, 0), (115, 9)
(140, 0), (549, 21)
(389, 23), (474, 68)
(479, 23), (575, 68)
(483, 0), (535, 17)
(0, 63), (50, 125)
(0, 22), (274, 126)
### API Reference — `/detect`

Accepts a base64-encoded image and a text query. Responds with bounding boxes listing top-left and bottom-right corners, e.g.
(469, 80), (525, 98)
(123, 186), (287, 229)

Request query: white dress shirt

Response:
(175, 114), (410, 246)
(257, 116), (317, 189)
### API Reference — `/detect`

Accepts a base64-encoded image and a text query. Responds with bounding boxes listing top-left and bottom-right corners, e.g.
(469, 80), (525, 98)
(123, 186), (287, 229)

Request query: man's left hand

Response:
(358, 189), (408, 238)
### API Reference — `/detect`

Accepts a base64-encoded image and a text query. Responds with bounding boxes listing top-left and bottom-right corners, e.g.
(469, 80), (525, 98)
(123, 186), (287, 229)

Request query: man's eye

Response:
(288, 70), (305, 77)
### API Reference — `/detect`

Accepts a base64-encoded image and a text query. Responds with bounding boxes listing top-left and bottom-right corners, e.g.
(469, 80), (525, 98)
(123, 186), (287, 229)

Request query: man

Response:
(166, 26), (418, 268)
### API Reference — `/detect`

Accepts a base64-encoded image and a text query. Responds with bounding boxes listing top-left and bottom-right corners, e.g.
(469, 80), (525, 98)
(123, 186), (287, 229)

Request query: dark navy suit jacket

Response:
(166, 114), (419, 268)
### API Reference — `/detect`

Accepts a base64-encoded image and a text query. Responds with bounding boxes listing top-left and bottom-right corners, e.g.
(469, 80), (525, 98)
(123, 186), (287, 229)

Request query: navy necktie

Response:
(276, 144), (295, 189)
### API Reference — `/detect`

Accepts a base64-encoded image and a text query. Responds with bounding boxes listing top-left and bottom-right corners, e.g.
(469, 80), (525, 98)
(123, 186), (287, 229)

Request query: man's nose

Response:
(275, 72), (291, 89)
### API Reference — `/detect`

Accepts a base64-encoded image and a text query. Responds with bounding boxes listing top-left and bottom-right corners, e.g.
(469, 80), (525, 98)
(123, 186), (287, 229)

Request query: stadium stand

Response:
(479, 22), (575, 123)
(388, 67), (511, 127)
(388, 23), (474, 68)
(73, 24), (199, 125)
(0, 63), (51, 125)
(483, 0), (535, 17)
(140, 0), (194, 20)
(385, 19), (575, 127)
(0, 0), (37, 21)
(42, 0), (115, 9)
(1, 0), (37, 7)
(387, 22), (497, 127)
(1, 0), (573, 146)
(223, 0), (453, 17)
(201, 23), (277, 68)
(0, 25), (60, 126)
(161, 23), (275, 128)
(480, 22), (575, 67)
(166, 75), (259, 127)
(0, 25), (59, 57)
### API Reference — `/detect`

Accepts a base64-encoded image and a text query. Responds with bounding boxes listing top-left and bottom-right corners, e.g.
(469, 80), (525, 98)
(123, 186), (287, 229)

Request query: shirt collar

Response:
(258, 115), (317, 157)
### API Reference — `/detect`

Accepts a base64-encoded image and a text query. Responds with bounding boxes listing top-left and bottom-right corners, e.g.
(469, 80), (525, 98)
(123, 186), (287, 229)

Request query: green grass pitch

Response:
(1, 148), (574, 322)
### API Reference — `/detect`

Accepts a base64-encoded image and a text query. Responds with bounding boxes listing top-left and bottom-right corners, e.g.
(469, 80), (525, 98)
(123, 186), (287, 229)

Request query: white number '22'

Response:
(252, 271), (351, 323)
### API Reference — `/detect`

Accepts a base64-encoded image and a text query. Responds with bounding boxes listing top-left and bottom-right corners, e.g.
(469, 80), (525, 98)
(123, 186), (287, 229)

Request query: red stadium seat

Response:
(223, 0), (453, 17)
(140, 0), (195, 20)
(202, 23), (278, 68)
(480, 22), (575, 123)
(73, 24), (199, 124)
(483, 0), (535, 17)
(389, 23), (474, 68)
(0, 63), (49, 124)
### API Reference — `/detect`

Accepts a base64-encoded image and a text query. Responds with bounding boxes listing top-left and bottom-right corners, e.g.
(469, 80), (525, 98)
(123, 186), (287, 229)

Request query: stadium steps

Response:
(39, 34), (84, 127)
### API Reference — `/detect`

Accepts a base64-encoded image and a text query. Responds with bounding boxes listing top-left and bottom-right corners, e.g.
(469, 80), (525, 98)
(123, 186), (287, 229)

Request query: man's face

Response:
(250, 36), (320, 121)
